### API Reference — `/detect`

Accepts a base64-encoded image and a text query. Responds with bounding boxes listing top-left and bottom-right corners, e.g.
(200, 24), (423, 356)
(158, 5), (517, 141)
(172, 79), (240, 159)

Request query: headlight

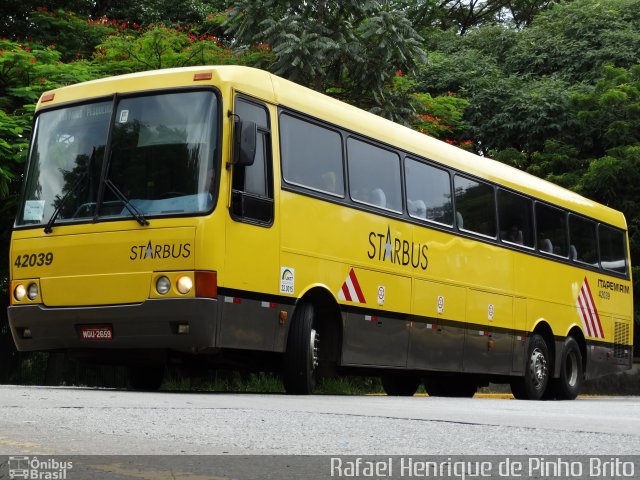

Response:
(27, 283), (39, 301)
(14, 284), (26, 302)
(176, 275), (193, 294)
(156, 276), (171, 295)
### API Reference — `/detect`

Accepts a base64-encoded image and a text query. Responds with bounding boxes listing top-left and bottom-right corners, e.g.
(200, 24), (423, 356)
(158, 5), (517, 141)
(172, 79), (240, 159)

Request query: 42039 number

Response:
(14, 252), (54, 268)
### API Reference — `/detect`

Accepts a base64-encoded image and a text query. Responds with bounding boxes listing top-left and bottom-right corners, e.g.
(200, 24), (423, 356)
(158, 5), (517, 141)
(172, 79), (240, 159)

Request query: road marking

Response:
(0, 436), (53, 453)
(88, 463), (229, 480)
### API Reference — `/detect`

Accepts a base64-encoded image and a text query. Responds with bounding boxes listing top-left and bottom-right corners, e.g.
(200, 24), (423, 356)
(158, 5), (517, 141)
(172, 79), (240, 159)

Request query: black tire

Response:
(128, 365), (165, 391)
(283, 302), (318, 394)
(381, 374), (421, 396)
(424, 375), (477, 398)
(548, 337), (583, 400)
(510, 334), (550, 400)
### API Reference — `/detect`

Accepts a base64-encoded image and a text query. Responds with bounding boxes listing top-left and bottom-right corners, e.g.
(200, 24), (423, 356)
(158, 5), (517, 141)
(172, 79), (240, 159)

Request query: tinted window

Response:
(234, 99), (270, 197)
(280, 114), (344, 197)
(348, 138), (402, 212)
(536, 203), (567, 257)
(454, 175), (496, 237)
(569, 216), (598, 265)
(599, 225), (627, 274)
(498, 189), (534, 247)
(103, 92), (217, 218)
(405, 158), (453, 225)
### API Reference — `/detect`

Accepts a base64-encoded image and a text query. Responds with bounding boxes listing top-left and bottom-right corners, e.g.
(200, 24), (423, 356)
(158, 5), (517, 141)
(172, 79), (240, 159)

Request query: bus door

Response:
(220, 96), (280, 351)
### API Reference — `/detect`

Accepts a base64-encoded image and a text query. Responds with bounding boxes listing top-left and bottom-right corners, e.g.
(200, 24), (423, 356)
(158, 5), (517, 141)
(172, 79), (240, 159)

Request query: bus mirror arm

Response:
(232, 119), (257, 167)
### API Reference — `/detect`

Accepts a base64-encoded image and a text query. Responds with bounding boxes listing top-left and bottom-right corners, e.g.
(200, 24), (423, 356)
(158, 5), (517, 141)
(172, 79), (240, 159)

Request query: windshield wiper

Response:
(103, 178), (149, 227)
(43, 172), (87, 234)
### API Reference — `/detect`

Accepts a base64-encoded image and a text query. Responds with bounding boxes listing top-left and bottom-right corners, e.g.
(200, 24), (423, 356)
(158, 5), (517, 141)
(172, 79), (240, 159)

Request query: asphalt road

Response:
(0, 386), (638, 457)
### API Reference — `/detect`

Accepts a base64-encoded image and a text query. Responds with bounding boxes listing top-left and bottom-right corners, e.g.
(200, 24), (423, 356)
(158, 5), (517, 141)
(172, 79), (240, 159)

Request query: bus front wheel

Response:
(283, 302), (318, 394)
(510, 334), (550, 400)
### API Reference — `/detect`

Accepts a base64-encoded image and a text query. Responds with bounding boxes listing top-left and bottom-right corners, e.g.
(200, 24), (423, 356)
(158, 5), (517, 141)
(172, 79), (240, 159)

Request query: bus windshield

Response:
(17, 90), (218, 227)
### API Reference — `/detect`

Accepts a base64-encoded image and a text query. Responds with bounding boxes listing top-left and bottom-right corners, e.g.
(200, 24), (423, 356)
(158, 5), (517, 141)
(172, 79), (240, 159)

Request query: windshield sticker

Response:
(23, 200), (45, 222)
(119, 110), (129, 123)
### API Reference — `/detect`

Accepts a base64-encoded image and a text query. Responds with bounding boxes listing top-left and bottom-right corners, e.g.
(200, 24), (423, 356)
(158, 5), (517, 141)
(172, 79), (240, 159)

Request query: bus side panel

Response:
(463, 289), (513, 374)
(511, 297), (527, 374)
(340, 267), (411, 368)
(408, 280), (465, 371)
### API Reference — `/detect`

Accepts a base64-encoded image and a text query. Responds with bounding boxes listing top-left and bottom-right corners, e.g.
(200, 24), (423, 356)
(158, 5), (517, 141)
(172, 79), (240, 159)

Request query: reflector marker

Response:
(337, 268), (366, 304)
(193, 72), (212, 81)
(576, 277), (604, 339)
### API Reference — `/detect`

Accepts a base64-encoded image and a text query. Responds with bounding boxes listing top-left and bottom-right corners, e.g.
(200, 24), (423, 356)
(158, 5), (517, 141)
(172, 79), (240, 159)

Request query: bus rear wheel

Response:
(424, 375), (477, 397)
(510, 334), (550, 400)
(283, 302), (318, 395)
(381, 374), (421, 396)
(547, 337), (583, 400)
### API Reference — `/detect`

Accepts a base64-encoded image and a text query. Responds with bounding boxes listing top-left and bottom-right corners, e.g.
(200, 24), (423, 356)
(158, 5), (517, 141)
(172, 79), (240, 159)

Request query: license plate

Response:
(79, 325), (113, 341)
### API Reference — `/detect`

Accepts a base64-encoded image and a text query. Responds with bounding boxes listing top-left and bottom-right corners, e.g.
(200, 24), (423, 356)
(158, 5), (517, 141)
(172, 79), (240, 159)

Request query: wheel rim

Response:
(529, 347), (548, 390)
(566, 350), (579, 387)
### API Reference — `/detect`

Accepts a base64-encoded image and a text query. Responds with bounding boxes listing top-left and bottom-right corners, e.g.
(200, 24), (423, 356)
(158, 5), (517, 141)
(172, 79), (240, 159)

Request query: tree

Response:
(225, 1), (426, 111)
(94, 25), (273, 74)
(505, 0), (640, 81)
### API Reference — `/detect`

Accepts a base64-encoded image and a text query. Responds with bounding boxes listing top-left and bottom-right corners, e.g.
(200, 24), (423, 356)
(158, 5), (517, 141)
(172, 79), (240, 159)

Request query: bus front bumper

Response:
(7, 298), (217, 352)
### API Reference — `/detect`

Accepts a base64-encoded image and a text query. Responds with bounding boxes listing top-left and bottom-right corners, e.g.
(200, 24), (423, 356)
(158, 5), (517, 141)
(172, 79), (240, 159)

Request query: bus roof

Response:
(38, 65), (626, 229)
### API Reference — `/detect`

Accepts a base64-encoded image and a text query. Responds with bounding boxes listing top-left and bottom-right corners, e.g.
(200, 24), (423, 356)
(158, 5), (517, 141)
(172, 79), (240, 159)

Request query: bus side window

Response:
(404, 157), (453, 226)
(568, 215), (598, 266)
(535, 203), (568, 257)
(231, 98), (273, 224)
(497, 189), (534, 248)
(454, 175), (496, 238)
(599, 224), (627, 274)
(348, 138), (402, 213)
(280, 113), (344, 197)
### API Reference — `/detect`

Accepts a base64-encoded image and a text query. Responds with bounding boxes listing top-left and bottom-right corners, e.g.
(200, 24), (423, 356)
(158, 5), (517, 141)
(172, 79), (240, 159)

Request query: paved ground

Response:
(0, 386), (638, 456)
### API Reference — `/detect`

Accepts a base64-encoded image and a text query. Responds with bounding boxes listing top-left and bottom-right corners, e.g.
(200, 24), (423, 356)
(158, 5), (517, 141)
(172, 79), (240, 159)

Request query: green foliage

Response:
(26, 8), (118, 61)
(412, 91), (471, 147)
(0, 110), (29, 198)
(225, 0), (426, 111)
(572, 65), (640, 157)
(505, 0), (640, 81)
(94, 26), (272, 74)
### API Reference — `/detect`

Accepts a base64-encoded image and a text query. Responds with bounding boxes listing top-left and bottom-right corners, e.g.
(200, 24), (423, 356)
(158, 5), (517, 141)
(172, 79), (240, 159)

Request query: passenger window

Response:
(231, 98), (273, 224)
(536, 203), (567, 257)
(405, 158), (453, 226)
(569, 215), (598, 265)
(454, 175), (496, 237)
(599, 225), (627, 274)
(497, 189), (534, 247)
(348, 138), (402, 213)
(280, 113), (344, 197)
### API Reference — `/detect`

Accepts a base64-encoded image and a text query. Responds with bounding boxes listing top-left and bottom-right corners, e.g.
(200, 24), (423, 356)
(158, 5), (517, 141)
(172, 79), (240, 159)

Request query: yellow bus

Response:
(8, 66), (633, 399)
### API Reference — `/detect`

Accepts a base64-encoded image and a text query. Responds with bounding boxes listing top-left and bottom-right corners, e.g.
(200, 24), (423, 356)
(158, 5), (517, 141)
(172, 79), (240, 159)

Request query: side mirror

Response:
(233, 119), (257, 167)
